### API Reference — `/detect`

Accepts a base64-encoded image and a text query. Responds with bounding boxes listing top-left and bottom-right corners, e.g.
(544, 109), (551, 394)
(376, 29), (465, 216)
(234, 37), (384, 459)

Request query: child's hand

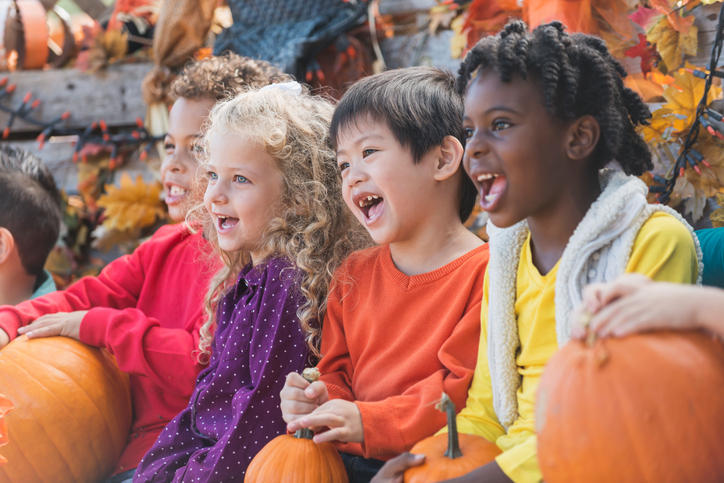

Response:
(280, 372), (329, 424)
(17, 311), (88, 341)
(572, 275), (704, 339)
(0, 329), (8, 348)
(287, 399), (365, 444)
(370, 453), (426, 483)
(571, 274), (652, 339)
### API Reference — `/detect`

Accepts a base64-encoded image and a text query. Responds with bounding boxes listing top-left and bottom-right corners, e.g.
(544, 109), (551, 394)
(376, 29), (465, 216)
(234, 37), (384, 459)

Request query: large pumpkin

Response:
(0, 335), (132, 483)
(404, 393), (501, 483)
(536, 331), (724, 483)
(0, 395), (12, 466)
(245, 368), (349, 483)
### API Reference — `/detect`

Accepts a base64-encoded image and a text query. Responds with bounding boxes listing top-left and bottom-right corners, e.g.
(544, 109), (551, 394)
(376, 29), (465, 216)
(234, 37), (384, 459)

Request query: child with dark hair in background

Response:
(373, 21), (700, 483)
(0, 53), (285, 483)
(0, 144), (62, 306)
(280, 66), (489, 483)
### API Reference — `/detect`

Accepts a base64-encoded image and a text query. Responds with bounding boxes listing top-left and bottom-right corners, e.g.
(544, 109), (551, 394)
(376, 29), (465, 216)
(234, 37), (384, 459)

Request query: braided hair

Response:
(458, 20), (653, 176)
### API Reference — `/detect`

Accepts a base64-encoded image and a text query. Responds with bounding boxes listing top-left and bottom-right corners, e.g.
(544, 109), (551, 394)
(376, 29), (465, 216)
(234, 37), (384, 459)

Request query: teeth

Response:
(359, 200), (365, 208)
(373, 195), (378, 199)
(358, 195), (382, 208)
(477, 173), (498, 182)
(169, 186), (187, 196)
(485, 193), (498, 203)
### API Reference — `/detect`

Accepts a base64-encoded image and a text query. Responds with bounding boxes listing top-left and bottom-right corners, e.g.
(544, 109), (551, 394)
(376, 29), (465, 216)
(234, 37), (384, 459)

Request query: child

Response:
(280, 67), (489, 482)
(373, 21), (701, 483)
(133, 83), (367, 483)
(0, 53), (283, 482)
(0, 144), (61, 310)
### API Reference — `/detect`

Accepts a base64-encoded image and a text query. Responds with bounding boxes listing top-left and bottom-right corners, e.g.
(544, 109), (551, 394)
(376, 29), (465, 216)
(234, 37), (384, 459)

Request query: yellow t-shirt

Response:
(450, 211), (699, 483)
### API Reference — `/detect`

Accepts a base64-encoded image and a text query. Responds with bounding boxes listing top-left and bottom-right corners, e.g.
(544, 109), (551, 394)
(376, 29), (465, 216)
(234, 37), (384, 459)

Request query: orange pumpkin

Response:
(0, 395), (12, 467)
(404, 393), (501, 483)
(245, 368), (349, 483)
(536, 331), (724, 483)
(0, 335), (132, 483)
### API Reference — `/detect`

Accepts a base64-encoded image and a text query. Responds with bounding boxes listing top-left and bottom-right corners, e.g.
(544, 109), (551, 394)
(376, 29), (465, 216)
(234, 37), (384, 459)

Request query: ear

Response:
(566, 115), (600, 161)
(0, 228), (15, 265)
(433, 135), (465, 182)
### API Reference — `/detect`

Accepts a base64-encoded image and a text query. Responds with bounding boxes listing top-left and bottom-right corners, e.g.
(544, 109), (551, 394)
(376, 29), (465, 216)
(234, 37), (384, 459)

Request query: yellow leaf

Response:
(450, 14), (467, 60)
(663, 62), (722, 130)
(712, 193), (724, 227)
(97, 174), (166, 232)
(647, 17), (697, 71)
(639, 107), (688, 144)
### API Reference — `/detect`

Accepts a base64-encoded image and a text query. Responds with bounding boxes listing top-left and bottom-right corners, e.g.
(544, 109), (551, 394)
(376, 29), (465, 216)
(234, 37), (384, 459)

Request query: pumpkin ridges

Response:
(538, 332), (724, 483)
(0, 336), (132, 483)
(8, 348), (106, 480)
(1, 355), (84, 482)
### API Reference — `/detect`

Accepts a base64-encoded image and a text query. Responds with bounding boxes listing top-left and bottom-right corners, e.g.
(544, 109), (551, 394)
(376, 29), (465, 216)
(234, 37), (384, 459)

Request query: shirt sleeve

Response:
(625, 211), (698, 283)
(80, 307), (205, 398)
(354, 296), (481, 459)
(0, 240), (150, 339)
(176, 277), (309, 482)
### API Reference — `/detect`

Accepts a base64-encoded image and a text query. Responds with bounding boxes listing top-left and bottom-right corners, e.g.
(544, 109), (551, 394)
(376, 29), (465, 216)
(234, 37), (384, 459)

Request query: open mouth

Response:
(476, 173), (506, 210)
(216, 215), (239, 233)
(357, 194), (384, 223)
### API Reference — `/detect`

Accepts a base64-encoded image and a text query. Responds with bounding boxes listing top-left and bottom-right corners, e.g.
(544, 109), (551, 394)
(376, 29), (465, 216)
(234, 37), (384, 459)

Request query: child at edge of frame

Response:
(371, 20), (700, 483)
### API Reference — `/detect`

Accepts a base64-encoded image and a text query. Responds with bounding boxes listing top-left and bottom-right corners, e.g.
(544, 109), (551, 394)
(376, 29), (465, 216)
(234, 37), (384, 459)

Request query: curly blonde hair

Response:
(188, 86), (370, 361)
(171, 52), (289, 101)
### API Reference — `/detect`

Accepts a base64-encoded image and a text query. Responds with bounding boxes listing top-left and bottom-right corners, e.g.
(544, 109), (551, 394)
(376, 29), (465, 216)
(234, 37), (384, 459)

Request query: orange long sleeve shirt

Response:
(317, 244), (489, 459)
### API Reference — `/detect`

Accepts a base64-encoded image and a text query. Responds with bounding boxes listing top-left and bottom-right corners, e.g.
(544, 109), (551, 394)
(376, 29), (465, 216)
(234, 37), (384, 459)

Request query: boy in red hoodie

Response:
(0, 53), (285, 483)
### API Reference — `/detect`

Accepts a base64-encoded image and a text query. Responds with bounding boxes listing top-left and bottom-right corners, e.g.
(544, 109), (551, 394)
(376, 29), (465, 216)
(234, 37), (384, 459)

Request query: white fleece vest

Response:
(486, 169), (703, 429)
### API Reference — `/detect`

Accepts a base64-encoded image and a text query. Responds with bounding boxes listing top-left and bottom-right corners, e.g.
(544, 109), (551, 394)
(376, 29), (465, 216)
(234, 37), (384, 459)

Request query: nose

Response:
(464, 131), (489, 160)
(205, 179), (228, 206)
(346, 162), (367, 188)
(161, 151), (186, 175)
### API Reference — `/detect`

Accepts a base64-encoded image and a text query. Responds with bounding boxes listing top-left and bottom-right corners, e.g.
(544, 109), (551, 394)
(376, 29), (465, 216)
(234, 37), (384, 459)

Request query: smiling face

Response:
(203, 132), (285, 258)
(337, 120), (449, 246)
(161, 97), (216, 221)
(462, 71), (574, 229)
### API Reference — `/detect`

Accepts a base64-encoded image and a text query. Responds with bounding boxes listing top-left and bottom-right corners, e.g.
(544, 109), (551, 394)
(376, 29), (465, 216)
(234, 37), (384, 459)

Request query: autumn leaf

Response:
(639, 107), (688, 144)
(690, 135), (724, 196)
(97, 174), (166, 232)
(710, 193), (724, 227)
(647, 16), (697, 71)
(663, 62), (722, 129)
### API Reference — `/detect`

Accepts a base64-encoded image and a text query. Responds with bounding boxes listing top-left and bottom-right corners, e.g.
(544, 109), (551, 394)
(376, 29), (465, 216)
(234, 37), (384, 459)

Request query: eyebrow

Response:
(485, 106), (520, 115)
(337, 133), (385, 156)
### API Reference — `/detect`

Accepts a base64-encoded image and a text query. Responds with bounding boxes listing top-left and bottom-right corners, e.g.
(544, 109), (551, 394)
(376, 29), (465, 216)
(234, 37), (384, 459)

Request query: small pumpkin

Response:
(404, 392), (501, 482)
(0, 335), (132, 483)
(245, 368), (349, 483)
(536, 330), (724, 483)
(0, 395), (12, 467)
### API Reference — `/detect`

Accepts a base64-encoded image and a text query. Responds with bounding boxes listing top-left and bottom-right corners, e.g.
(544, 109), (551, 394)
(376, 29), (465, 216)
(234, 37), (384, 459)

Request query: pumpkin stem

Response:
(294, 368), (321, 440)
(437, 392), (463, 459)
(580, 310), (597, 347)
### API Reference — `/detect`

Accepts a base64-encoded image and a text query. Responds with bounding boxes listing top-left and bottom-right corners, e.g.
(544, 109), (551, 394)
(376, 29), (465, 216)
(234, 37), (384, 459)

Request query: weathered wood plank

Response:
(379, 0), (436, 16)
(379, 30), (461, 71)
(0, 62), (152, 134)
(7, 138), (160, 193)
(692, 3), (724, 68)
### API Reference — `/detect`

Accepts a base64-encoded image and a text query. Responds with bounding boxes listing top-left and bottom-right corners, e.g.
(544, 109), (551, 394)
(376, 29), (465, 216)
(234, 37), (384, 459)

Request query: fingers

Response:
(596, 274), (651, 307)
(570, 304), (588, 340)
(304, 381), (329, 403)
(0, 329), (9, 348)
(23, 323), (62, 339)
(285, 372), (311, 390)
(280, 373), (318, 423)
(280, 399), (318, 424)
(370, 453), (426, 483)
(17, 315), (58, 334)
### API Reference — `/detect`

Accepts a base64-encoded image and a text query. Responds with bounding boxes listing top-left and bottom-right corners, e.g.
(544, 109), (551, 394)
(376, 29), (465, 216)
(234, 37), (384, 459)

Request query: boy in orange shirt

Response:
(280, 67), (489, 482)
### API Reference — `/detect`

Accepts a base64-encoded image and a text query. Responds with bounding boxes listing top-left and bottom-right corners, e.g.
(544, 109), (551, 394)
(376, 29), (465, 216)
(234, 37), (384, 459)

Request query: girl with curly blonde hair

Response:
(134, 83), (370, 483)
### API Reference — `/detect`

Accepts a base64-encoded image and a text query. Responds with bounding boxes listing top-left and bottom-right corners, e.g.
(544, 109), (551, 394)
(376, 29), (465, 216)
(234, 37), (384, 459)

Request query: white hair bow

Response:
(259, 81), (303, 96)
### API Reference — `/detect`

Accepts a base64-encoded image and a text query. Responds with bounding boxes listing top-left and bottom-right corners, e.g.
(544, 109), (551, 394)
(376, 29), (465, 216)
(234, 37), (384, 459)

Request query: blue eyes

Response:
(207, 172), (249, 184)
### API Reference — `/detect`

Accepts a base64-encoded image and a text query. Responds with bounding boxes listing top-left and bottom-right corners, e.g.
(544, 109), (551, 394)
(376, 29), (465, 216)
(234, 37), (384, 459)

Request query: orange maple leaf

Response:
(97, 174), (166, 232)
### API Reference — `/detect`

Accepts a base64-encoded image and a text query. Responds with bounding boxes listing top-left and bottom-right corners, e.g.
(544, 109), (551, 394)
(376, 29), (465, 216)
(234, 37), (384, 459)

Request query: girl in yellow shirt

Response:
(371, 20), (700, 483)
